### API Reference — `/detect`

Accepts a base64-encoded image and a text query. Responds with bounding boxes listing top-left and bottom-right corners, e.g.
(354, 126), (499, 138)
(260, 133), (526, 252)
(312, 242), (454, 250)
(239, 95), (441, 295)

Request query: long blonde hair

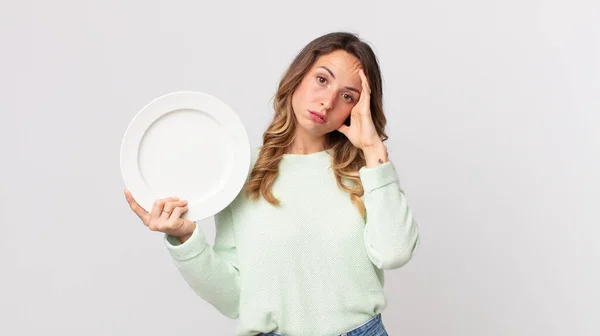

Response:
(244, 32), (388, 219)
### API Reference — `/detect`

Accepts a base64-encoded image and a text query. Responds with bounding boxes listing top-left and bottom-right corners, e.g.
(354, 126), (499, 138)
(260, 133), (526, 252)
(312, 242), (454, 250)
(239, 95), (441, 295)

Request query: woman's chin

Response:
(298, 121), (328, 136)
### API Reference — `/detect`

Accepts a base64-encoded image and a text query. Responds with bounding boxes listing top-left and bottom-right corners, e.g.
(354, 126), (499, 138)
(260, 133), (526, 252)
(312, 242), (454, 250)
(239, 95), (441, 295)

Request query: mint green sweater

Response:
(164, 148), (420, 336)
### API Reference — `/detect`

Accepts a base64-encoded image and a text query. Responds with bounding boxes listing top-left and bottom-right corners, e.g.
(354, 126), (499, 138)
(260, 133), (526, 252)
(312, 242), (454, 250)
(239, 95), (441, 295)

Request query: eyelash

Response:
(316, 75), (354, 103)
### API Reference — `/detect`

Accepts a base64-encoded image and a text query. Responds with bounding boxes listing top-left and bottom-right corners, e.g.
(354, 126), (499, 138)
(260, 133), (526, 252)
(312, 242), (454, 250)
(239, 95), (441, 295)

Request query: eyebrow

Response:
(318, 66), (361, 94)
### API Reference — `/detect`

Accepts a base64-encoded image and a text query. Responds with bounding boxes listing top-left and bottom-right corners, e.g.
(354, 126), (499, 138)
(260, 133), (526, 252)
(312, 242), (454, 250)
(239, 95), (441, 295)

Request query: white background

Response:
(1, 0), (598, 335)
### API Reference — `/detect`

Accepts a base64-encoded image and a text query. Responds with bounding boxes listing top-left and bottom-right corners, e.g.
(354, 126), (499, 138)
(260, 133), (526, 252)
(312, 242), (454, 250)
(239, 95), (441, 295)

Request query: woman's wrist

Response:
(363, 141), (388, 168)
(177, 220), (196, 243)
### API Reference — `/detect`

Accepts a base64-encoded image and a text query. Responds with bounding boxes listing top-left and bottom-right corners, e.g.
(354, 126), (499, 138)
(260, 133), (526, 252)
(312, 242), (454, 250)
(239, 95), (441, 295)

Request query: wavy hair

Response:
(244, 31), (388, 219)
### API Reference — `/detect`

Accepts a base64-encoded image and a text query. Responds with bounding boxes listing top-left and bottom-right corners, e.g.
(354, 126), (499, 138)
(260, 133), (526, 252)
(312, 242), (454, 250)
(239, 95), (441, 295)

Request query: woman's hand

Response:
(124, 189), (196, 243)
(336, 68), (381, 150)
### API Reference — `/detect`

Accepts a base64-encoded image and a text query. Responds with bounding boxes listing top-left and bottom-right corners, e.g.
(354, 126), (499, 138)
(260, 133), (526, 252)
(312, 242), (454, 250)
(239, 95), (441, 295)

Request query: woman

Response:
(125, 31), (420, 336)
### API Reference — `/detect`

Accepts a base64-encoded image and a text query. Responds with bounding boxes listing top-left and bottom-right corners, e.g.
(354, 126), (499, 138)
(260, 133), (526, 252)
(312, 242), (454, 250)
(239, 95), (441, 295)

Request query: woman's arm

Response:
(359, 160), (421, 270)
(163, 204), (240, 318)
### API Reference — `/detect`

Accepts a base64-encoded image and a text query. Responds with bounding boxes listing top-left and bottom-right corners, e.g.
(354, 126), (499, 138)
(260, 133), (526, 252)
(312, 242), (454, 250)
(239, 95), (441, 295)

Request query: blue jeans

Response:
(256, 313), (388, 336)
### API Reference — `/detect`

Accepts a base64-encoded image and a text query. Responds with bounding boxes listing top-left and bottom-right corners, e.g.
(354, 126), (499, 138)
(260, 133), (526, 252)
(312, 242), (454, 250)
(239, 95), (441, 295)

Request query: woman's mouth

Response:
(309, 110), (327, 124)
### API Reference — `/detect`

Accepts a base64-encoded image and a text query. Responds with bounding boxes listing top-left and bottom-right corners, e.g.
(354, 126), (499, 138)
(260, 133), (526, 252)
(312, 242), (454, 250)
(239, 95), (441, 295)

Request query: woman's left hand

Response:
(337, 69), (382, 149)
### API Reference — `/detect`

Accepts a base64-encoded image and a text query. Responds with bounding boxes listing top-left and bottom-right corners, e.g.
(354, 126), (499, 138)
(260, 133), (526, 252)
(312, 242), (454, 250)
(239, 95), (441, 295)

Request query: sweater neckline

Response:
(279, 149), (333, 173)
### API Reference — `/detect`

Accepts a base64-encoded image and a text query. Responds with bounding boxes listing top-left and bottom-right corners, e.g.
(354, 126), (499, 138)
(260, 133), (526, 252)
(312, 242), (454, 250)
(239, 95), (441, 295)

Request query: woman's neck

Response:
(285, 126), (329, 155)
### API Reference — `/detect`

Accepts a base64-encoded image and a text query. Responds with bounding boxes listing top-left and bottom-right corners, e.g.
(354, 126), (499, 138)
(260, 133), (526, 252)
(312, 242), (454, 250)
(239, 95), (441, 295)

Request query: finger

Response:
(361, 76), (370, 97)
(357, 84), (368, 107)
(156, 198), (180, 219)
(359, 72), (371, 99)
(168, 206), (189, 227)
(161, 200), (188, 220)
(151, 197), (179, 219)
(337, 124), (349, 136)
(358, 73), (371, 112)
(171, 205), (189, 219)
(124, 189), (148, 219)
(360, 69), (371, 94)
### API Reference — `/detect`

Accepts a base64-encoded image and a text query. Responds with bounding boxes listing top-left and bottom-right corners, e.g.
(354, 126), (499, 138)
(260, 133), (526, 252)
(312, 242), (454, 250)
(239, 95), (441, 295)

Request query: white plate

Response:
(120, 91), (251, 221)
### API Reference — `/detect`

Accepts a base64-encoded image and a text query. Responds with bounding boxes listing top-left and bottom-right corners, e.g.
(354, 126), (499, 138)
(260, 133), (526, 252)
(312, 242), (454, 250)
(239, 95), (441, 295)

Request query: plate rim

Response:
(120, 90), (251, 221)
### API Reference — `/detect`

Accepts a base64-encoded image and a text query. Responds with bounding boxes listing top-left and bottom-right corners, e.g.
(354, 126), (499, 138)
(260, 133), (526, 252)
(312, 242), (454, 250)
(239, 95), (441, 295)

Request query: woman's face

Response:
(291, 50), (363, 136)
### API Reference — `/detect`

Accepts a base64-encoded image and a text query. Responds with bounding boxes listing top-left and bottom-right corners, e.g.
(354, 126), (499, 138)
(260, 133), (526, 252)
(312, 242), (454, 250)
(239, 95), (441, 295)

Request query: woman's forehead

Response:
(314, 51), (362, 77)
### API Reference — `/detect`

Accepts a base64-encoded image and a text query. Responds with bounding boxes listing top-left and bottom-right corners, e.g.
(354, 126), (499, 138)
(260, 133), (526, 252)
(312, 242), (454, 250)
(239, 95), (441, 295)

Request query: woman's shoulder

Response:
(237, 145), (261, 190)
(244, 145), (261, 179)
(225, 146), (261, 211)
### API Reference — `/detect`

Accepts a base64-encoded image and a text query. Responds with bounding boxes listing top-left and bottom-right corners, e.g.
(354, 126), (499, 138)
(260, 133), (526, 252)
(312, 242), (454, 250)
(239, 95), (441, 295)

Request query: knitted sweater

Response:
(164, 148), (420, 336)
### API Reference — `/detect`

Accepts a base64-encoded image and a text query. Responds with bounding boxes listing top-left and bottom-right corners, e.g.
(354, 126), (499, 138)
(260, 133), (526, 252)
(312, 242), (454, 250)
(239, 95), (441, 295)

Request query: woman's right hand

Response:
(124, 189), (196, 243)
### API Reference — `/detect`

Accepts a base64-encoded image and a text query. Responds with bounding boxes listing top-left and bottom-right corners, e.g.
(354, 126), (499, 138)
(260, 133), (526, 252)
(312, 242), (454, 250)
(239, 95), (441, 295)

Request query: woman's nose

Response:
(320, 90), (336, 110)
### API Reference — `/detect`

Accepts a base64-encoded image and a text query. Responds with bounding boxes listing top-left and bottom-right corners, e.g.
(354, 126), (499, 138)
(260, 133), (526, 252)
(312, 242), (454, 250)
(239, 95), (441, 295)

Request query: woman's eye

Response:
(343, 93), (353, 102)
(317, 75), (327, 84)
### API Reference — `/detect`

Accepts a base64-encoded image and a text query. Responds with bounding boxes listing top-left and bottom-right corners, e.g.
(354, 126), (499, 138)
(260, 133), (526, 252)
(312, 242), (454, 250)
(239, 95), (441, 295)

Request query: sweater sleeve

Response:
(163, 203), (241, 319)
(359, 160), (420, 270)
